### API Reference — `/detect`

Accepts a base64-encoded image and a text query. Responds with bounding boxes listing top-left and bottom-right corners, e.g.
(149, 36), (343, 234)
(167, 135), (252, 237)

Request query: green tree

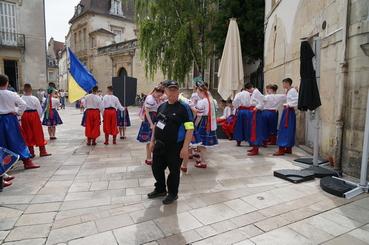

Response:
(210, 0), (265, 63)
(133, 0), (265, 83)
(134, 0), (218, 83)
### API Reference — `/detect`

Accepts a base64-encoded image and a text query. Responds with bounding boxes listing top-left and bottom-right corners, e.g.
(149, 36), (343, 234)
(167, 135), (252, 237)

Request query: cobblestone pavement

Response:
(0, 106), (369, 245)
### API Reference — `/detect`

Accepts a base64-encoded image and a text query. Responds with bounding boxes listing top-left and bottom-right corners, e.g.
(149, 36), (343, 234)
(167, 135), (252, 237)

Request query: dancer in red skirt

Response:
(82, 86), (102, 146)
(102, 86), (124, 145)
(21, 84), (51, 158)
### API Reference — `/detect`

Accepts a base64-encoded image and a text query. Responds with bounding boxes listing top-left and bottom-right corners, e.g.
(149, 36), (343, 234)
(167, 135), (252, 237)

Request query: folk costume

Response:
(102, 94), (124, 144)
(21, 95), (50, 157)
(0, 90), (40, 169)
(274, 88), (299, 155)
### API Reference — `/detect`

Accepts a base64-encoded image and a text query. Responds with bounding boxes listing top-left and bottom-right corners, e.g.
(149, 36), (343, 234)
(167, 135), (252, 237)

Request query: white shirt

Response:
(0, 90), (27, 115)
(286, 88), (298, 108)
(43, 97), (60, 109)
(84, 94), (102, 110)
(221, 106), (232, 119)
(196, 98), (209, 116)
(264, 94), (286, 110)
(102, 94), (124, 111)
(250, 89), (265, 110)
(190, 92), (201, 107)
(233, 91), (251, 109)
(144, 94), (159, 112)
(21, 95), (43, 117)
(51, 97), (60, 109)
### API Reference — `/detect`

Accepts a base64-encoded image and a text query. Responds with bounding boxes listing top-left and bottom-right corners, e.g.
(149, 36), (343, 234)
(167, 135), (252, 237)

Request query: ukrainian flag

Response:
(68, 48), (97, 103)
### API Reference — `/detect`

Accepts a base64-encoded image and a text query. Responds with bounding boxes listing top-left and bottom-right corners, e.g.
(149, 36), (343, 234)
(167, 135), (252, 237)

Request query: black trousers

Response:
(152, 143), (183, 196)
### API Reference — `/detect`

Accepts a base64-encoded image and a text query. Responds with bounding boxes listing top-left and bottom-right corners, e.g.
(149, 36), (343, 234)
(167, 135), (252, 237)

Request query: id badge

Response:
(156, 121), (166, 130)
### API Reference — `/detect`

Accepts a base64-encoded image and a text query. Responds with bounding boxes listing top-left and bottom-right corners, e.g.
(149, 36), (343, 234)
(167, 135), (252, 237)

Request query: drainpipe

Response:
(334, 0), (350, 171)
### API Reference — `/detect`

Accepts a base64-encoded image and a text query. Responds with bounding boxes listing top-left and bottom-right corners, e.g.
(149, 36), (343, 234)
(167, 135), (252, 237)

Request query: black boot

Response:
(162, 194), (178, 205)
(147, 190), (167, 199)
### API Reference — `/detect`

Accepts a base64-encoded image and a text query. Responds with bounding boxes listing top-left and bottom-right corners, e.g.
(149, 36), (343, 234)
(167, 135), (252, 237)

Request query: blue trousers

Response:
(262, 110), (278, 139)
(233, 109), (252, 142)
(277, 108), (296, 148)
(249, 110), (265, 146)
(0, 114), (30, 159)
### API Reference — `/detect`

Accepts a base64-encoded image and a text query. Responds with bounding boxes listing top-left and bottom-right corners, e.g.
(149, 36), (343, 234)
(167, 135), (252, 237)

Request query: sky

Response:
(45, 0), (80, 42)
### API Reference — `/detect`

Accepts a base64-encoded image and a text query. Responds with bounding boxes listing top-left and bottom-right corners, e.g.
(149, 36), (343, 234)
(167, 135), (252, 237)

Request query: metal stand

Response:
(301, 109), (338, 177)
(295, 110), (328, 165)
(339, 90), (369, 199)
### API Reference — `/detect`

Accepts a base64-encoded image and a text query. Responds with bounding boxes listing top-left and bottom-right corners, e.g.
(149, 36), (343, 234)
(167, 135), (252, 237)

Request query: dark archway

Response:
(118, 67), (128, 79)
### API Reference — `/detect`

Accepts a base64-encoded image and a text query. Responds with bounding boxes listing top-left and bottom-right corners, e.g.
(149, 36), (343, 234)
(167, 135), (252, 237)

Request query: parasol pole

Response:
(312, 109), (320, 166)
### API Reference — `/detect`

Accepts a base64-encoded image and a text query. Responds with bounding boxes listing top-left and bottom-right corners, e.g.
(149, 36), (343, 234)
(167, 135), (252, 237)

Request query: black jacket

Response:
(298, 41), (322, 111)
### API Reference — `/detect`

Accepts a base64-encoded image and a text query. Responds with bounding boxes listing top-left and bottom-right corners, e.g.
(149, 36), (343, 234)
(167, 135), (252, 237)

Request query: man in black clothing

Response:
(148, 80), (194, 205)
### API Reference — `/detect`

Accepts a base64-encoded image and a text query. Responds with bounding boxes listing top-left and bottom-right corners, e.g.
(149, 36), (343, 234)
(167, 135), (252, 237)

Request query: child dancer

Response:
(232, 88), (252, 146)
(117, 107), (131, 140)
(191, 81), (218, 168)
(21, 84), (51, 157)
(102, 86), (124, 145)
(274, 78), (298, 155)
(221, 99), (236, 140)
(245, 83), (265, 156)
(263, 84), (286, 145)
(137, 86), (164, 165)
(0, 75), (40, 179)
(83, 86), (102, 145)
(42, 88), (63, 140)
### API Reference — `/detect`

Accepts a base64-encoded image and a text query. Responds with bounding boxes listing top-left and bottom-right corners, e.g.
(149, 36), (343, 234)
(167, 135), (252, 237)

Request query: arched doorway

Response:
(118, 67), (127, 79)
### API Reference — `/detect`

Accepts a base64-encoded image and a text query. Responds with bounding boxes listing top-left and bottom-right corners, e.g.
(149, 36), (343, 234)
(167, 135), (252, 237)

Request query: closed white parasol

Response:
(217, 18), (244, 99)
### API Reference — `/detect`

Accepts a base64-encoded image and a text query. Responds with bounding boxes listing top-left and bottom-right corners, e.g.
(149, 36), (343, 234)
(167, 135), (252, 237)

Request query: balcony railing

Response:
(0, 31), (25, 49)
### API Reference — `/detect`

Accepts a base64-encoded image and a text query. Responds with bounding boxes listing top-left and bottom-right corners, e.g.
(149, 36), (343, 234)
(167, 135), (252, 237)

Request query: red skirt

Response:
(85, 109), (101, 139)
(222, 115), (237, 138)
(103, 108), (118, 136)
(21, 111), (46, 147)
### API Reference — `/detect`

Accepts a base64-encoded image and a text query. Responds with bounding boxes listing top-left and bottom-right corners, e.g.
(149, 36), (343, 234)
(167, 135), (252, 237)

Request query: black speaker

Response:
(112, 76), (137, 106)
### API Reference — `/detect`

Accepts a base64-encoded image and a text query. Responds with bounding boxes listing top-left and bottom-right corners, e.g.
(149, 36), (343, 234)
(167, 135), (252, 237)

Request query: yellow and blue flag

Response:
(68, 48), (97, 103)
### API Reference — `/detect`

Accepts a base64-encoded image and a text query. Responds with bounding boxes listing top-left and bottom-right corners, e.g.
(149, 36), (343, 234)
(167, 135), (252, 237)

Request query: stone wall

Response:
(0, 0), (47, 90)
(19, 0), (47, 89)
(264, 0), (369, 177)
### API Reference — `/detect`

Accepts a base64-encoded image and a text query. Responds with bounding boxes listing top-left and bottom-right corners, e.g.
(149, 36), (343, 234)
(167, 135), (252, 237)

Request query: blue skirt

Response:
(137, 112), (157, 143)
(262, 110), (278, 139)
(117, 108), (131, 127)
(0, 114), (31, 160)
(42, 109), (63, 126)
(192, 116), (218, 147)
(233, 109), (252, 142)
(277, 108), (296, 148)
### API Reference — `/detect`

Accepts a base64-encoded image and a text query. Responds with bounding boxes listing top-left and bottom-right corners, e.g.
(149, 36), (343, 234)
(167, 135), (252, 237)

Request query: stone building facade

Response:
(0, 0), (47, 91)
(65, 0), (164, 95)
(264, 0), (369, 177)
(47, 37), (64, 86)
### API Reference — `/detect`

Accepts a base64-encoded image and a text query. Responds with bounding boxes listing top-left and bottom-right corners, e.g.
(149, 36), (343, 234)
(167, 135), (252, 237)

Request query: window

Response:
(78, 30), (81, 50)
(76, 4), (83, 16)
(0, 1), (17, 46)
(112, 29), (123, 43)
(74, 32), (77, 50)
(110, 0), (123, 16)
(83, 28), (86, 50)
(90, 36), (96, 48)
(48, 71), (55, 81)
